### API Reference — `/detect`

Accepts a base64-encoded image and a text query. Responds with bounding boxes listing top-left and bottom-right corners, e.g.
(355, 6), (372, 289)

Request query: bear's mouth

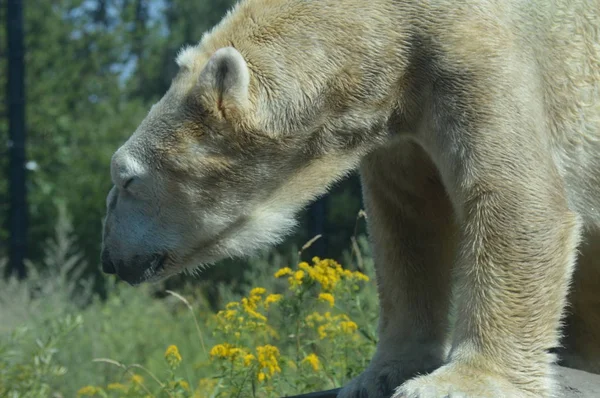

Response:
(135, 253), (169, 285)
(151, 253), (168, 273)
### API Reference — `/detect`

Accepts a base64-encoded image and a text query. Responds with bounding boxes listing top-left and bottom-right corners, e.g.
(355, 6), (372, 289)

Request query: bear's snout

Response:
(101, 250), (166, 285)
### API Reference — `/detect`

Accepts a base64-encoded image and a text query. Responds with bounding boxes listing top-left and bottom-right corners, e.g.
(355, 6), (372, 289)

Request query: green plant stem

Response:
(166, 290), (207, 355)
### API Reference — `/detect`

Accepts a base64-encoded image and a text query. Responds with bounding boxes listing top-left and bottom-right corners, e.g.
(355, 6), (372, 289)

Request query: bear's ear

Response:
(197, 47), (251, 123)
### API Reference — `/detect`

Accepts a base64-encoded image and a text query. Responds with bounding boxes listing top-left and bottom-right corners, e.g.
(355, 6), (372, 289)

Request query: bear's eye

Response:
(121, 176), (149, 200)
(123, 177), (135, 190)
(122, 177), (143, 196)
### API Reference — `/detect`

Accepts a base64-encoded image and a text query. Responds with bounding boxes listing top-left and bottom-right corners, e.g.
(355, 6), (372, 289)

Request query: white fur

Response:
(175, 45), (199, 69)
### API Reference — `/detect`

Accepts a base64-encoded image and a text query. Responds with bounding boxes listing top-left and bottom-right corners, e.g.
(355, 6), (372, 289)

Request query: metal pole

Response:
(6, 0), (27, 279)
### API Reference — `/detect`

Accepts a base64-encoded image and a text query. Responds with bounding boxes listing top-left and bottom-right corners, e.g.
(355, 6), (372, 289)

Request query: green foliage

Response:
(1, 0), (151, 264)
(0, 210), (378, 397)
(22, 0), (152, 266)
(126, 0), (238, 102)
(0, 209), (217, 396)
(0, 314), (83, 398)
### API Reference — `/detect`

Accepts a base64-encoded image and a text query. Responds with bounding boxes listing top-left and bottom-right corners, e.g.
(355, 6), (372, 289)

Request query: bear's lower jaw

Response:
(116, 253), (169, 286)
(127, 208), (300, 286)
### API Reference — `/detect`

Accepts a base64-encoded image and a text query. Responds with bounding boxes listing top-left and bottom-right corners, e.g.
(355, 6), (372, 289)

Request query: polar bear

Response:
(100, 0), (600, 396)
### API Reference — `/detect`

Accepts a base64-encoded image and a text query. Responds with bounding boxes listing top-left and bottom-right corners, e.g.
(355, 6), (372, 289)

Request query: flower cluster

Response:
(209, 342), (282, 382)
(275, 257), (369, 292)
(256, 345), (282, 381)
(213, 286), (279, 341)
(208, 286), (286, 391)
(318, 292), (335, 307)
(305, 311), (359, 340)
(302, 353), (320, 372)
(77, 252), (376, 398)
(209, 343), (242, 361)
(165, 344), (182, 368)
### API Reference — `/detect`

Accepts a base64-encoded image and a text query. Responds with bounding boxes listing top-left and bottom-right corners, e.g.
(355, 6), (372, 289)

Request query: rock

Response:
(557, 365), (600, 397)
(284, 366), (600, 398)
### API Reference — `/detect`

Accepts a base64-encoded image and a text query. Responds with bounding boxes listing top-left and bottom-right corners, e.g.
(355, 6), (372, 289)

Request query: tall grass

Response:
(0, 207), (379, 397)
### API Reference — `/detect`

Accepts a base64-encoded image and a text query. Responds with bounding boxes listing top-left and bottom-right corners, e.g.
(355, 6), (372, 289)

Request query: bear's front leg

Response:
(393, 89), (582, 396)
(394, 181), (581, 397)
(338, 140), (459, 398)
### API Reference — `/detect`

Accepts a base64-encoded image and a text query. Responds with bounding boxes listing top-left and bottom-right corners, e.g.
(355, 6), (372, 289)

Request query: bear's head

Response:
(100, 46), (382, 285)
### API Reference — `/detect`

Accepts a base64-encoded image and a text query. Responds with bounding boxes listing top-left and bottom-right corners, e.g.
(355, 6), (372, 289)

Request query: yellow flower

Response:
(256, 345), (281, 378)
(244, 353), (256, 366)
(209, 343), (230, 359)
(318, 293), (335, 307)
(241, 297), (256, 311)
(107, 383), (128, 392)
(250, 287), (266, 296)
(130, 374), (144, 385)
(298, 262), (311, 271)
(258, 372), (266, 382)
(302, 353), (321, 372)
(209, 343), (247, 362)
(317, 324), (328, 339)
(228, 346), (243, 359)
(274, 267), (293, 277)
(226, 301), (240, 309)
(221, 309), (238, 321)
(77, 386), (99, 396)
(264, 294), (282, 309)
(341, 320), (358, 334)
(305, 311), (324, 327)
(165, 345), (182, 368)
(306, 257), (344, 291)
(178, 380), (190, 391)
(294, 270), (305, 281)
(244, 306), (267, 321)
(287, 269), (306, 289)
(353, 271), (370, 282)
(241, 295), (267, 321)
(307, 311), (359, 340)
